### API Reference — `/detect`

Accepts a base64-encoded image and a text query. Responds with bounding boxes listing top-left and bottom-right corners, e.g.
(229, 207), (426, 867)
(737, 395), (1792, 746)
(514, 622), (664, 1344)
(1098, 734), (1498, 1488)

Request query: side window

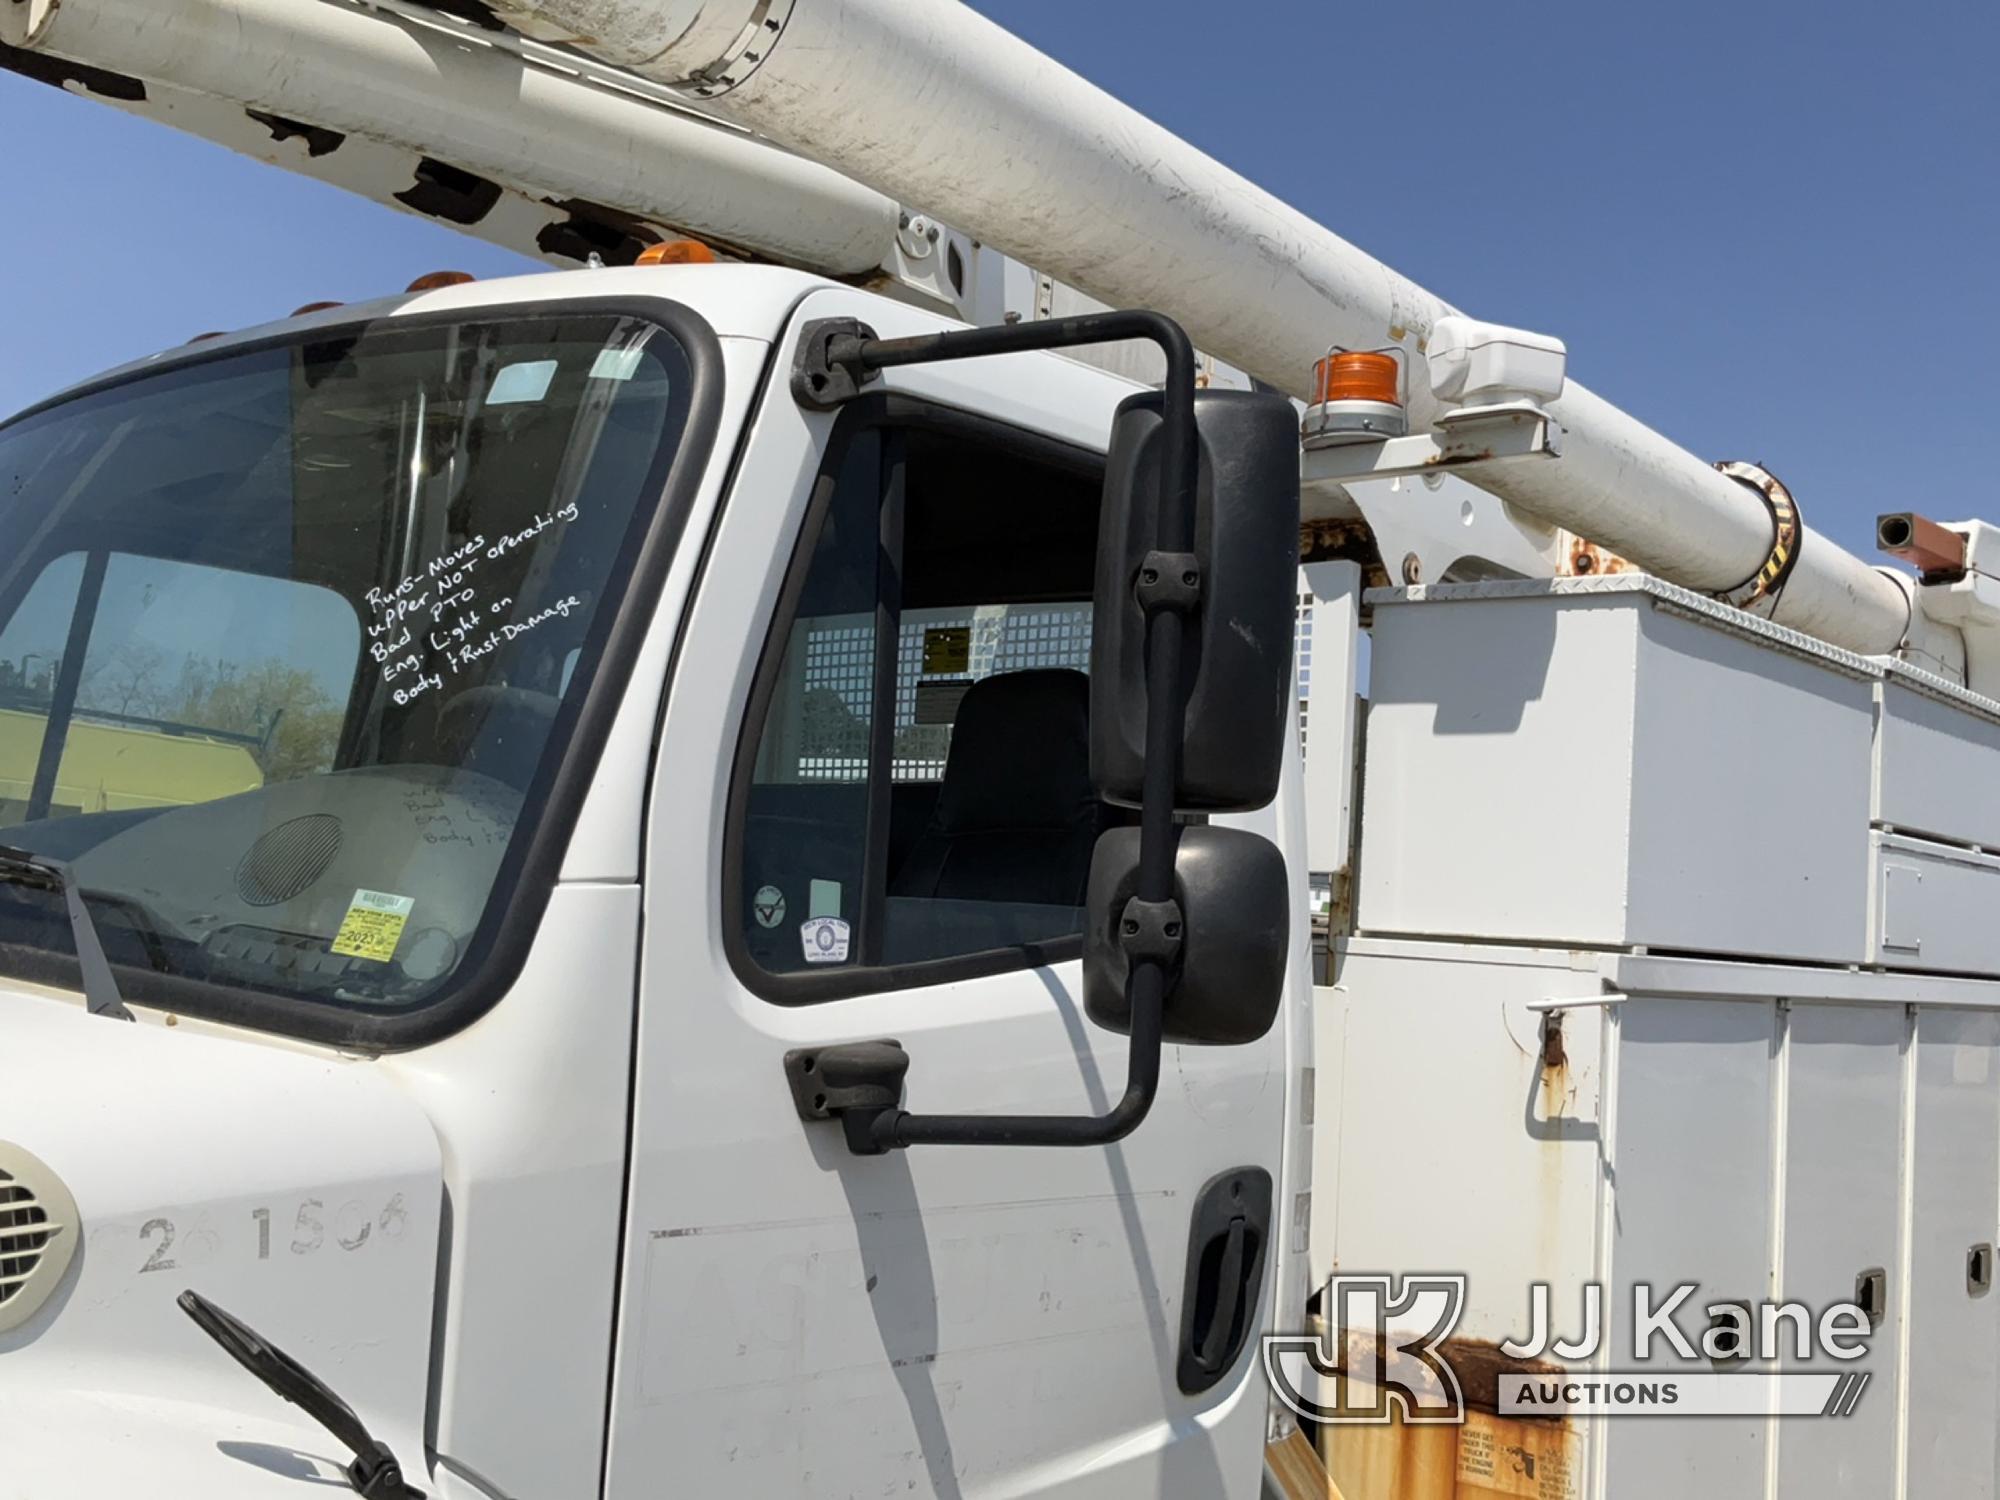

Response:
(739, 431), (885, 959)
(733, 415), (1105, 991)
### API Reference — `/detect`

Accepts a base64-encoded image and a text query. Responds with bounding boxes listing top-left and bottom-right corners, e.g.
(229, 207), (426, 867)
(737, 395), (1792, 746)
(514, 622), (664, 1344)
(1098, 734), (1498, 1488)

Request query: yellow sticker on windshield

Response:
(331, 889), (415, 962)
(921, 626), (971, 675)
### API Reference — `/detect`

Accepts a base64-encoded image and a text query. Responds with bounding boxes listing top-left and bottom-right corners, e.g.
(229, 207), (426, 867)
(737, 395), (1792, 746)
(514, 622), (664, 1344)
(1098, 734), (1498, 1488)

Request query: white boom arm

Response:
(3, 0), (1959, 670)
(481, 0), (1946, 667)
(1, 0), (898, 277)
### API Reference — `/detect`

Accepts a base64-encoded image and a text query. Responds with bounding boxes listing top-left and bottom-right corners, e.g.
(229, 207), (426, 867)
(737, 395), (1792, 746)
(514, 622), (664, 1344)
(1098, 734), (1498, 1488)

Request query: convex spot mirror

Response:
(1090, 388), (1301, 812)
(1083, 826), (1289, 1046)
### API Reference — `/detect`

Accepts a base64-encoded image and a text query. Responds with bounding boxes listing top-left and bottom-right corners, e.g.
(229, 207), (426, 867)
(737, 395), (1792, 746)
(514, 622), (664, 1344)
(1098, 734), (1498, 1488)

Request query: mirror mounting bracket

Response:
(784, 1041), (909, 1157)
(791, 317), (881, 409)
(1134, 550), (1202, 614)
(1119, 896), (1185, 966)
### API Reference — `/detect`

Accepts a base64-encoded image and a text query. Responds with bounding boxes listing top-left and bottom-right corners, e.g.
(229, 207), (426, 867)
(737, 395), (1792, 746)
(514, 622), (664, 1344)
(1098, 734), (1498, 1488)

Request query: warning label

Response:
(331, 889), (415, 962)
(914, 679), (973, 725)
(1454, 1411), (1580, 1500)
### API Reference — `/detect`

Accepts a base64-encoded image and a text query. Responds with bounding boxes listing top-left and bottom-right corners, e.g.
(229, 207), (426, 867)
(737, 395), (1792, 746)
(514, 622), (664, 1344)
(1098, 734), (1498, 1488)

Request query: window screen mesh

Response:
(793, 620), (876, 781)
(888, 605), (1092, 780)
(1295, 589), (1314, 752)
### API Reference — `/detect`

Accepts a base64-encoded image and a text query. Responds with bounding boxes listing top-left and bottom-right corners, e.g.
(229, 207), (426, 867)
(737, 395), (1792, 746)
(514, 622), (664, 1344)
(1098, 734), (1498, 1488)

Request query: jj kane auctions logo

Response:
(1264, 1276), (1878, 1424)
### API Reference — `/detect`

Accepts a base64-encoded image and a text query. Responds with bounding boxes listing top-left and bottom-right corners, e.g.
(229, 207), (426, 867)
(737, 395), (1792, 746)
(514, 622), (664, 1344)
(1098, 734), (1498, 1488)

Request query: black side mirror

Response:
(1091, 389), (1301, 811)
(1083, 826), (1289, 1046)
(781, 311), (1295, 1153)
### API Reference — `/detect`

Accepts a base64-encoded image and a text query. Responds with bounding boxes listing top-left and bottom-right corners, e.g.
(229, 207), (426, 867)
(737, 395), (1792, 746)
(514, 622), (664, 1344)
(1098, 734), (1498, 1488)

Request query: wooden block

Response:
(1266, 1425), (1347, 1500)
(1317, 1387), (1580, 1500)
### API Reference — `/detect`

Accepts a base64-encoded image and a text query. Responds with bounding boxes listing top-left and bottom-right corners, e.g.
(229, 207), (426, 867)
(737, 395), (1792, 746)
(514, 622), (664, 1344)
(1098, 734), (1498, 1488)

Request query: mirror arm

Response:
(786, 312), (1202, 1153)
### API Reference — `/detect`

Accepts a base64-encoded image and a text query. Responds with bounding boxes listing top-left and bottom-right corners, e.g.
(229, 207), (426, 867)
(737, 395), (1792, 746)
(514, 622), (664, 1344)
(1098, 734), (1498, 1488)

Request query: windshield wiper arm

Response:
(0, 843), (133, 1021)
(179, 1290), (425, 1500)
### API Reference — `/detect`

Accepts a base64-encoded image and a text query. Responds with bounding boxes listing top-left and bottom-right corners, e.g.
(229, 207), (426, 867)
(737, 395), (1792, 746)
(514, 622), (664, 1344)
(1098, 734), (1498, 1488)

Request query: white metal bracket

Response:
(1302, 404), (1562, 488)
(1527, 993), (1629, 1014)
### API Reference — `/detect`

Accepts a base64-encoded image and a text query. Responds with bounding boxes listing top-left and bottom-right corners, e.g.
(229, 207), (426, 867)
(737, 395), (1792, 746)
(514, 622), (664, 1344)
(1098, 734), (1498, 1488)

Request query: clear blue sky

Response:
(2, 0), (1995, 558)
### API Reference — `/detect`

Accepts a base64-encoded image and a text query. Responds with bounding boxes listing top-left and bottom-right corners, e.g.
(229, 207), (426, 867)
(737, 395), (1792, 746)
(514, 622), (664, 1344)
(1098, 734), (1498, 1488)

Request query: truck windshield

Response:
(0, 308), (693, 1025)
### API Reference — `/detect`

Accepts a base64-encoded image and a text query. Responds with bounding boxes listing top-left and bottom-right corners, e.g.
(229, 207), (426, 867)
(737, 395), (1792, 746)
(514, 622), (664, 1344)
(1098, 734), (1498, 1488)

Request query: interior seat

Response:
(888, 668), (1099, 907)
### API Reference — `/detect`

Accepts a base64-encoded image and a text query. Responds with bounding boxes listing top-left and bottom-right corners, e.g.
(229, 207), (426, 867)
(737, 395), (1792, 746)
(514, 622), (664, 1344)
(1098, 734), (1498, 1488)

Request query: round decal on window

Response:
(751, 885), (786, 929)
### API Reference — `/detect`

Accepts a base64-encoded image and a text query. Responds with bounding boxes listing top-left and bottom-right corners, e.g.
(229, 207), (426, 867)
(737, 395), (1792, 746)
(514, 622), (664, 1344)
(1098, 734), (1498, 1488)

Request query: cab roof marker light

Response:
(405, 271), (477, 292)
(635, 239), (718, 265)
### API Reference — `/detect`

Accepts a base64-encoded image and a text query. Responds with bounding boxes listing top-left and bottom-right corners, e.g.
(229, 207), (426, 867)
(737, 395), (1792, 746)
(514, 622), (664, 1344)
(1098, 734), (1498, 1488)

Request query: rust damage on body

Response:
(1541, 1032), (1573, 1124)
(1540, 1011), (1567, 1073)
(1335, 1324), (1573, 1422)
(1438, 1334), (1570, 1420)
(1301, 517), (1390, 591)
(1565, 539), (1632, 577)
(1878, 510), (1968, 584)
(1420, 446), (1497, 470)
(1318, 1325), (1583, 1500)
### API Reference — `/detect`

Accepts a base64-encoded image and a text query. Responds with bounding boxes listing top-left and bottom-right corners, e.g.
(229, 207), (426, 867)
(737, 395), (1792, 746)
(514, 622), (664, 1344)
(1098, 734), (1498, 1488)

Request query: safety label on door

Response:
(331, 889), (415, 962)
(800, 916), (851, 964)
(921, 626), (971, 675)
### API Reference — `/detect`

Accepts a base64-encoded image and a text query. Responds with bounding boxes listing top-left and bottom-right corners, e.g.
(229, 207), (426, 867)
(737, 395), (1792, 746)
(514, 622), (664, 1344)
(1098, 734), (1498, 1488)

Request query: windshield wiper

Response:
(179, 1290), (425, 1500)
(0, 843), (133, 1021)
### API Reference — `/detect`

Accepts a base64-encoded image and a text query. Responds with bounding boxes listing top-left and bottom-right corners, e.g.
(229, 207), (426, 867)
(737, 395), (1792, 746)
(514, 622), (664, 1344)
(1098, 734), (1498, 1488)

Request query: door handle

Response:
(1176, 1167), (1272, 1394)
(1193, 1215), (1250, 1373)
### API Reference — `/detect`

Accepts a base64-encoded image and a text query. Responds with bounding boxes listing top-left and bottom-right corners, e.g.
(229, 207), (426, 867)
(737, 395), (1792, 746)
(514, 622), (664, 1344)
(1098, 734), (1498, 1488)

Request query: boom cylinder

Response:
(492, 0), (1942, 664)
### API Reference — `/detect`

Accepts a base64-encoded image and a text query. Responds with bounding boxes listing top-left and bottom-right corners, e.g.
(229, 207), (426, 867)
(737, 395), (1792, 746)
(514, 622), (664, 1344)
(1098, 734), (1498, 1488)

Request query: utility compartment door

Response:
(605, 287), (1298, 1499)
(1775, 1003), (1905, 1498)
(1904, 1008), (2000, 1500)
(1602, 997), (1778, 1500)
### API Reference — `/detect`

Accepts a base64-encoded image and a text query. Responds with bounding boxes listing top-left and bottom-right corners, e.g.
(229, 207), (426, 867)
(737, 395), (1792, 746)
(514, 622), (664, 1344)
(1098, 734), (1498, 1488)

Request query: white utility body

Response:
(7, 4), (2000, 1500)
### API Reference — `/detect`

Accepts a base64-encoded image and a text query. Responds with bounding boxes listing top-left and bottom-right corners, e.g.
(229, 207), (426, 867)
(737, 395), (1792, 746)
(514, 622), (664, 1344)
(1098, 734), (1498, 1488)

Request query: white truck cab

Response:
(0, 265), (1314, 1499)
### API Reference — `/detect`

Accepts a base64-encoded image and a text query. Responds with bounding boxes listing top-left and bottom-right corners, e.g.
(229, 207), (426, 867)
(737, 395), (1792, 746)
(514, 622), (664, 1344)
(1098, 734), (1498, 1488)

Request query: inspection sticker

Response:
(331, 889), (416, 962)
(921, 626), (971, 675)
(752, 885), (787, 929)
(800, 916), (851, 965)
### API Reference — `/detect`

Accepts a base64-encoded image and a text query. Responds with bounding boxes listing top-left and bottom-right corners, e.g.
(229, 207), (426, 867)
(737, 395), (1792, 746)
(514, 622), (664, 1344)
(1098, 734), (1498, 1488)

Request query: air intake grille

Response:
(0, 1144), (75, 1333)
(0, 1168), (53, 1308)
(235, 814), (344, 907)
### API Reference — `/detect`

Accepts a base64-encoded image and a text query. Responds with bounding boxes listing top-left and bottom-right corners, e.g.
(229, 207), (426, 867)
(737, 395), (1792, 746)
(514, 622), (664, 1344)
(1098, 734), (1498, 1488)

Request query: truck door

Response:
(604, 286), (1297, 1497)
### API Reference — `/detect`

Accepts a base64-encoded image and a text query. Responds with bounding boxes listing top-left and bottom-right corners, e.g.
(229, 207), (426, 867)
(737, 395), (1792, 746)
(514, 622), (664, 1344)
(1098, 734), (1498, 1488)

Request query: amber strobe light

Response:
(1313, 350), (1401, 408)
(406, 271), (476, 292)
(635, 239), (718, 266)
(1302, 348), (1408, 447)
